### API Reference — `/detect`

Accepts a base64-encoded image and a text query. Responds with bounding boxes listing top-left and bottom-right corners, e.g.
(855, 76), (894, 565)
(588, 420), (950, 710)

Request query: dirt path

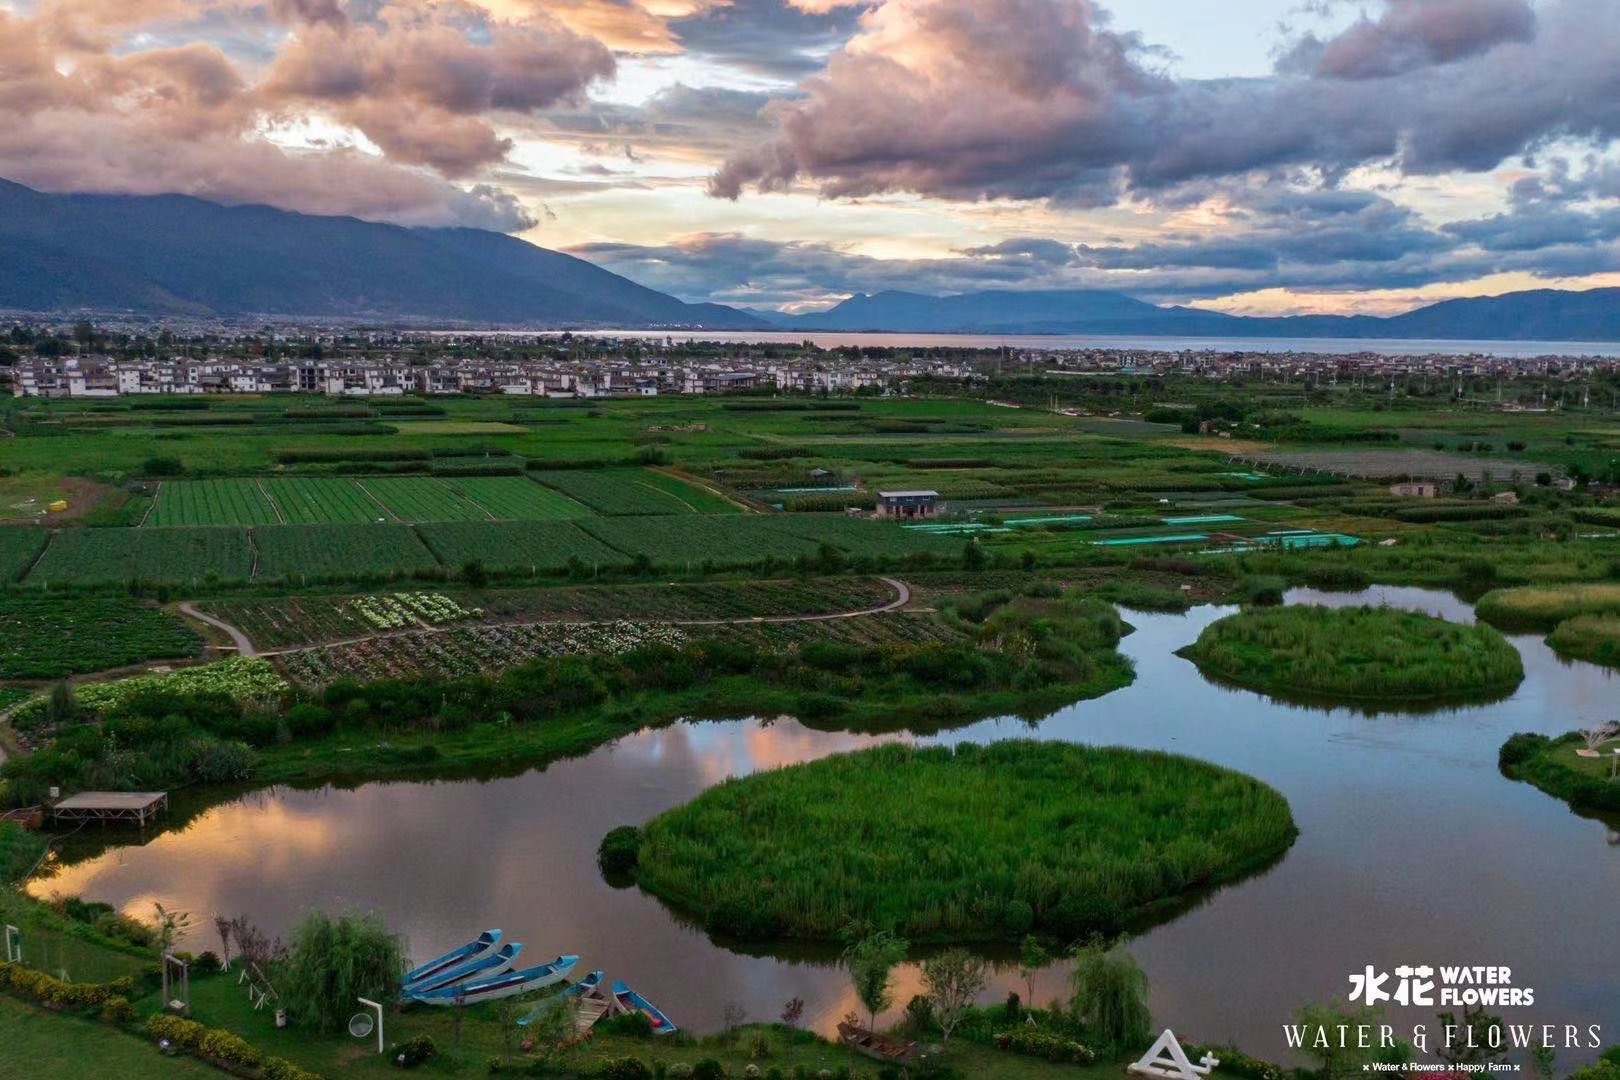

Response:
(178, 601), (258, 658)
(238, 576), (913, 658)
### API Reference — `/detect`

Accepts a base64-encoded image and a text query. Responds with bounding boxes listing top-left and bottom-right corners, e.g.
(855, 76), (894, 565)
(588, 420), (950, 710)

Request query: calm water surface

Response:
(454, 329), (1620, 358)
(32, 588), (1620, 1058)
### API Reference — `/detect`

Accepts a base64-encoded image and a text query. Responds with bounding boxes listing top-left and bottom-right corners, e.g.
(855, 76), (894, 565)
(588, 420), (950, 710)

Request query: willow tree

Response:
(281, 911), (407, 1032)
(1069, 943), (1152, 1052)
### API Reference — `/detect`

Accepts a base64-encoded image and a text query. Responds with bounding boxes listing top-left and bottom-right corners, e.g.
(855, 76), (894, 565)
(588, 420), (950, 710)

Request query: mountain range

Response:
(761, 287), (1620, 341)
(0, 178), (767, 329)
(1, 178), (1616, 340)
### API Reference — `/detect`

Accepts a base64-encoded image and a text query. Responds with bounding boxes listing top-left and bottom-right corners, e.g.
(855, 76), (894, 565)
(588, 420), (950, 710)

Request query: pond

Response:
(29, 587), (1620, 1060)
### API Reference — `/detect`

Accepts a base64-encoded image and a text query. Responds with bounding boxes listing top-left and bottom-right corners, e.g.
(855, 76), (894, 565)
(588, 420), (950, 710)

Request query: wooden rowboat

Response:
(838, 1021), (920, 1064)
(402, 930), (500, 991)
(610, 979), (677, 1035)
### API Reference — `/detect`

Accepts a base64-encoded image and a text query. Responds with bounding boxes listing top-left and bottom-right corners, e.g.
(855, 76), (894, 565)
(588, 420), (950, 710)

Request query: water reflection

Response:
(31, 588), (1620, 1059)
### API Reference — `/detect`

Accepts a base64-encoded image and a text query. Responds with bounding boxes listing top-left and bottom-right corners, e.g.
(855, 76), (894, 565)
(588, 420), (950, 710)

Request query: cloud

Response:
(0, 4), (541, 229)
(712, 0), (1620, 203)
(1281, 0), (1536, 80)
(263, 3), (615, 175)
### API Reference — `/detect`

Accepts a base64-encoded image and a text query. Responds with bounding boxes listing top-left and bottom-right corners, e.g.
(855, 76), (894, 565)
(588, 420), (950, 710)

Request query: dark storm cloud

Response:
(669, 0), (859, 79)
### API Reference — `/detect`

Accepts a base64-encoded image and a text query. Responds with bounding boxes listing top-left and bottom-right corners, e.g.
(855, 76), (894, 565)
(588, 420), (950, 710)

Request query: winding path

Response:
(178, 601), (259, 658)
(182, 577), (913, 659)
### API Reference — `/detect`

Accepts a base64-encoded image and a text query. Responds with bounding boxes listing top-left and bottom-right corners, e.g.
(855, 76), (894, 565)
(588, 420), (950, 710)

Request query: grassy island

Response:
(1178, 605), (1524, 705)
(612, 740), (1298, 943)
(1499, 731), (1620, 817)
(1477, 584), (1620, 670)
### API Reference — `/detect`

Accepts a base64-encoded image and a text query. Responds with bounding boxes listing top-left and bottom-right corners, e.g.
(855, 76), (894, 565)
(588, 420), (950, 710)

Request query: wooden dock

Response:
(51, 791), (169, 826)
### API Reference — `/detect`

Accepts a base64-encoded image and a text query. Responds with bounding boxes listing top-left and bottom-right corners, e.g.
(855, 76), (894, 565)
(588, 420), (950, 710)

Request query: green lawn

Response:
(0, 996), (220, 1080)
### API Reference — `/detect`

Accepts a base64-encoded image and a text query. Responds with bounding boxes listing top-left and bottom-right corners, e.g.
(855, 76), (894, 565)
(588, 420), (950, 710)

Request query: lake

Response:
(31, 587), (1620, 1061)
(450, 329), (1620, 358)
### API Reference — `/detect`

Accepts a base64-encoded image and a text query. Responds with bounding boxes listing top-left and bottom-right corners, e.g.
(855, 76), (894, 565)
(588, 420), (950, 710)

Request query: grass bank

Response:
(2, 590), (1133, 802)
(1475, 583), (1620, 633)
(1178, 605), (1524, 706)
(616, 740), (1298, 943)
(1499, 732), (1620, 817)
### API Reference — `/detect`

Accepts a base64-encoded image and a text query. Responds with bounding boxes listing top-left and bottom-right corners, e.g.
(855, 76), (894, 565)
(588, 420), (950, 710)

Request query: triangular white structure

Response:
(1128, 1029), (1219, 1080)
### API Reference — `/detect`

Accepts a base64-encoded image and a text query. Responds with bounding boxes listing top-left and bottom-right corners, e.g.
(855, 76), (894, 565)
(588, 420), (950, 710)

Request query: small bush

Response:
(390, 1034), (438, 1069)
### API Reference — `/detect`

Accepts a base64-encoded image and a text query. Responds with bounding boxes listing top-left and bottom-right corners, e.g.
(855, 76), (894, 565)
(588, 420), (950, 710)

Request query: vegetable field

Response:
(0, 595), (200, 678)
(0, 529), (47, 582)
(147, 479), (280, 526)
(359, 477), (487, 522)
(535, 469), (724, 515)
(261, 478), (385, 524)
(29, 527), (253, 586)
(253, 524), (440, 580)
(579, 515), (823, 565)
(417, 521), (623, 574)
(444, 477), (591, 520)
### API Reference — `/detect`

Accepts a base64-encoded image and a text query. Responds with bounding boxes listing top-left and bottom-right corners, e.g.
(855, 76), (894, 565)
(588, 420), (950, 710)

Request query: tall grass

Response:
(1546, 614), (1620, 670)
(626, 740), (1297, 943)
(1475, 583), (1620, 632)
(1180, 605), (1524, 703)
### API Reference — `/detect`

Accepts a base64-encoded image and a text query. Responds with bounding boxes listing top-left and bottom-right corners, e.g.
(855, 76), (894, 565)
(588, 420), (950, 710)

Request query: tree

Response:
(280, 911), (407, 1032)
(1018, 934), (1051, 1008)
(1069, 942), (1152, 1052)
(842, 929), (908, 1031)
(962, 538), (987, 571)
(213, 914), (233, 971)
(921, 948), (987, 1043)
(151, 903), (191, 955)
(1293, 1001), (1387, 1080)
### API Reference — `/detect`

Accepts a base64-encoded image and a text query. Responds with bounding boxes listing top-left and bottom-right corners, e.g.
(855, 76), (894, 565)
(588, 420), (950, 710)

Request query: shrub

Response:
(598, 826), (641, 876)
(390, 1034), (438, 1069)
(991, 1028), (1096, 1064)
(263, 1057), (324, 1080)
(100, 995), (137, 1024)
(146, 1013), (208, 1051)
(199, 1027), (264, 1069)
(601, 1059), (654, 1080)
(692, 1061), (726, 1080)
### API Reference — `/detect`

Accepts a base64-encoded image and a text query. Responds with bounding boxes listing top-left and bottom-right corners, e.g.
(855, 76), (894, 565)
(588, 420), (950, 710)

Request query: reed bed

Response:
(1545, 614), (1620, 670)
(628, 740), (1297, 943)
(1475, 583), (1620, 632)
(1180, 605), (1524, 703)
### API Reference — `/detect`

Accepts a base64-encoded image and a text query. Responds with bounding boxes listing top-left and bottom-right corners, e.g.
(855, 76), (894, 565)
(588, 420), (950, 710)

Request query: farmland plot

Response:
(28, 528), (253, 586)
(0, 595), (200, 678)
(359, 477), (487, 522)
(262, 478), (385, 524)
(252, 524), (440, 580)
(447, 477), (591, 520)
(417, 521), (624, 574)
(762, 514), (965, 557)
(534, 469), (711, 515)
(0, 528), (48, 582)
(579, 515), (823, 566)
(146, 479), (280, 526)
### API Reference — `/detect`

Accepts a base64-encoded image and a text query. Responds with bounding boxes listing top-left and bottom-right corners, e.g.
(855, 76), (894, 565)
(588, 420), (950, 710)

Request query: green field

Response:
(252, 524), (440, 580)
(358, 476), (487, 522)
(417, 520), (624, 573)
(0, 529), (48, 582)
(146, 478), (280, 526)
(29, 528), (254, 586)
(443, 476), (592, 519)
(261, 477), (385, 524)
(0, 595), (200, 678)
(535, 468), (722, 514)
(579, 514), (824, 565)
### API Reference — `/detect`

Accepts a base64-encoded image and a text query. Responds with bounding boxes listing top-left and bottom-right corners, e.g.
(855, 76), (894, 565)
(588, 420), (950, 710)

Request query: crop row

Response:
(142, 476), (600, 526)
(280, 620), (689, 683)
(10, 513), (966, 587)
(0, 595), (200, 678)
(533, 469), (729, 515)
(210, 578), (895, 649)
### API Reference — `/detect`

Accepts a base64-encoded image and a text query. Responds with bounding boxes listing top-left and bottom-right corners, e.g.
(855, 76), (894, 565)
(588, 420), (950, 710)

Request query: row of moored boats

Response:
(399, 929), (676, 1035)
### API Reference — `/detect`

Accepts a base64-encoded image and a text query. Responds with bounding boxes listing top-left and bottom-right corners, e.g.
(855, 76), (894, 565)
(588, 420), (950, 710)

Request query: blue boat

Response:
(611, 979), (677, 1035)
(517, 970), (604, 1027)
(408, 942), (522, 995)
(413, 955), (580, 1006)
(402, 930), (500, 991)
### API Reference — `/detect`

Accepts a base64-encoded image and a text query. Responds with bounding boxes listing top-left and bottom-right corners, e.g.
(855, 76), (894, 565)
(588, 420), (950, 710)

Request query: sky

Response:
(2, 0), (1619, 315)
